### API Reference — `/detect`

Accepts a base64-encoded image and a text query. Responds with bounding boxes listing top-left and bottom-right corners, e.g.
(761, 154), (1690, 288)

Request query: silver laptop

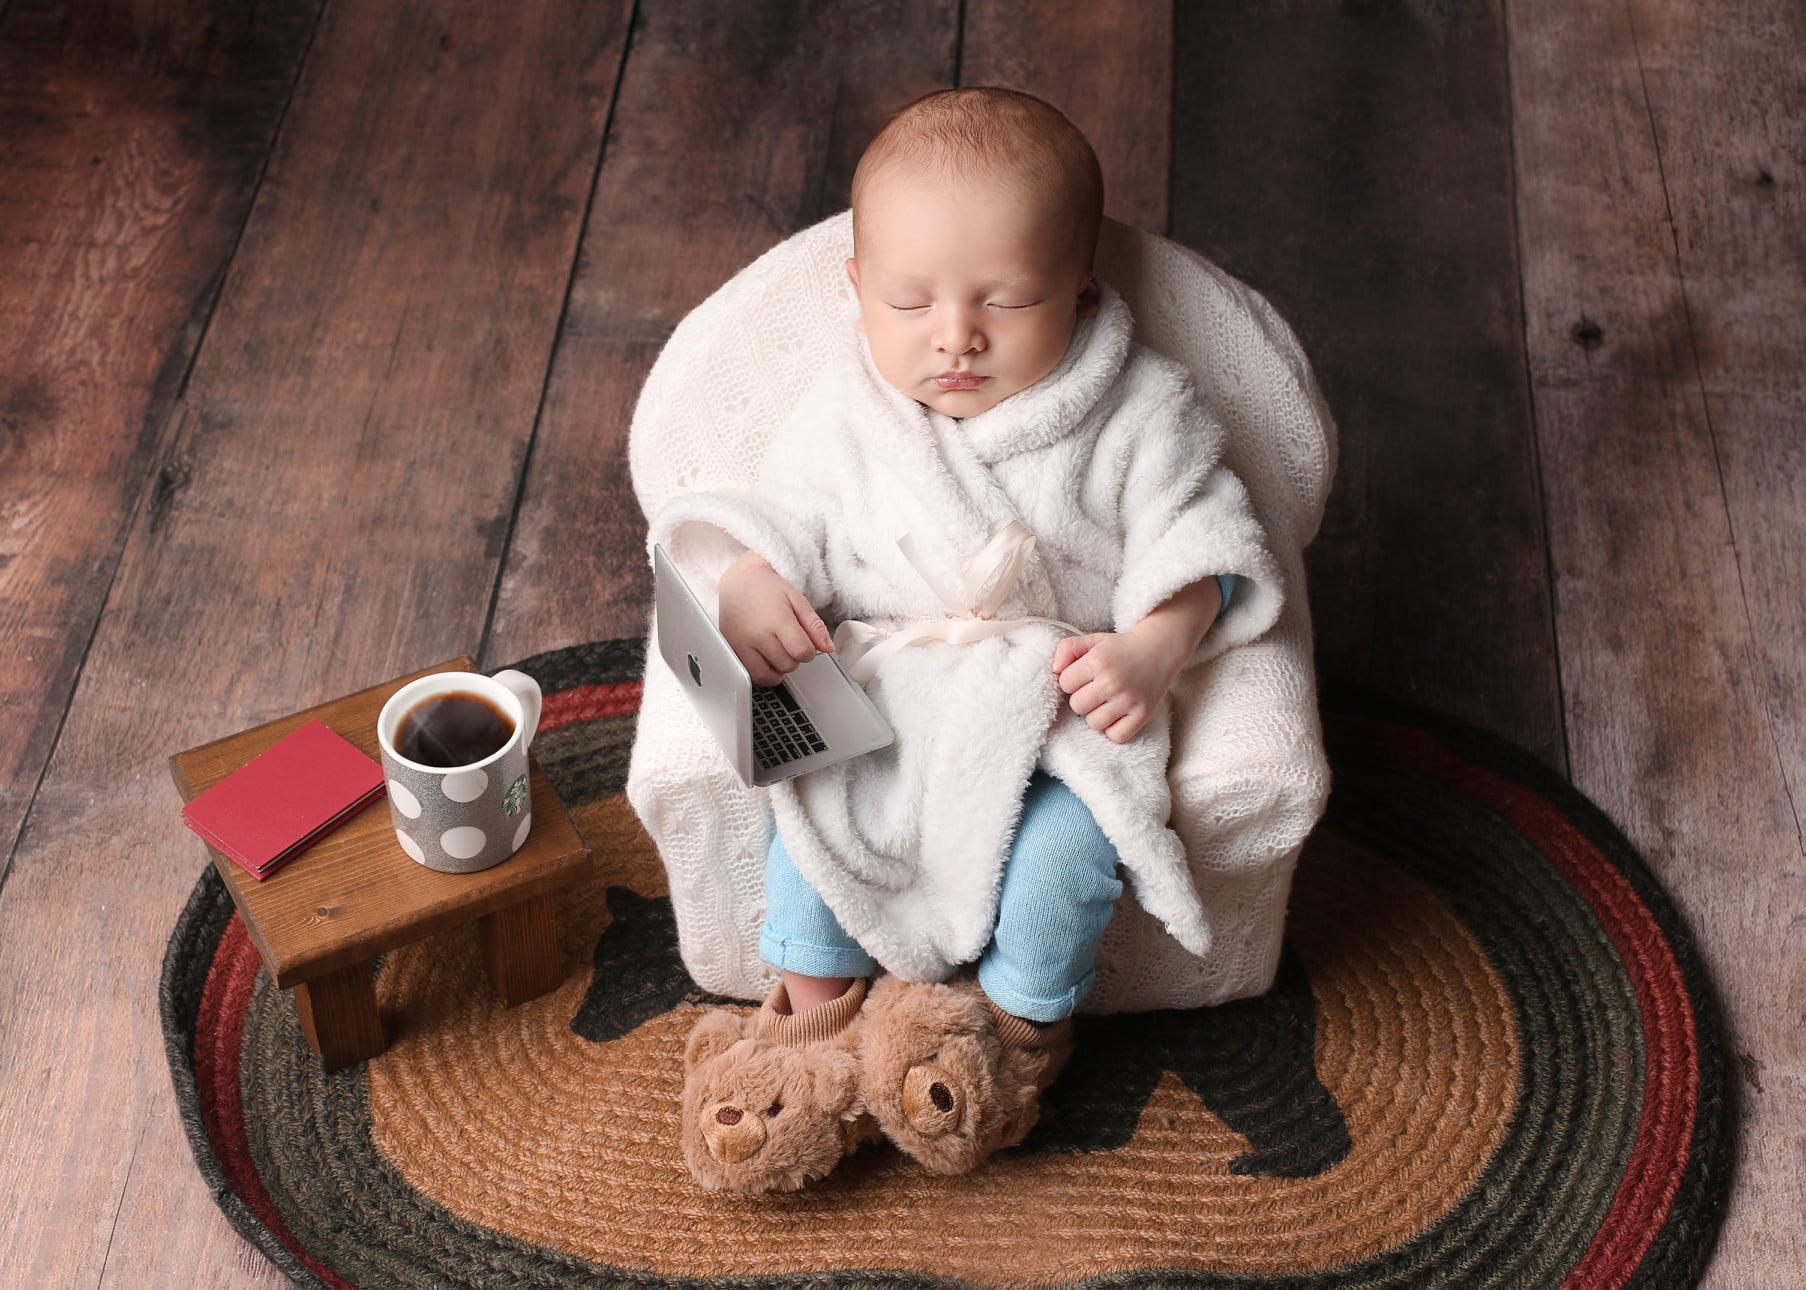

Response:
(653, 544), (894, 787)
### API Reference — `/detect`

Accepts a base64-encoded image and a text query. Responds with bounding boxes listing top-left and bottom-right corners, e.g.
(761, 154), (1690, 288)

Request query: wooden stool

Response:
(170, 658), (592, 1071)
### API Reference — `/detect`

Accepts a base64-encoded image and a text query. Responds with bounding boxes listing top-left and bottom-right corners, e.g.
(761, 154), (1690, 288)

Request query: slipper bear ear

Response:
(685, 1009), (752, 1069)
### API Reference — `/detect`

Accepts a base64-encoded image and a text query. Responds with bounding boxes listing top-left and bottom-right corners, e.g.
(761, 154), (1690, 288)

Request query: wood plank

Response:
(1508, 2), (1806, 1280)
(961, 0), (1172, 233)
(0, 4), (314, 874)
(480, 0), (958, 663)
(1635, 2), (1806, 813)
(0, 2), (631, 1282)
(1170, 1), (1564, 767)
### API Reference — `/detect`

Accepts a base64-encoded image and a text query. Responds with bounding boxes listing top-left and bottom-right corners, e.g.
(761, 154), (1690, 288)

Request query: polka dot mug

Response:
(376, 669), (542, 873)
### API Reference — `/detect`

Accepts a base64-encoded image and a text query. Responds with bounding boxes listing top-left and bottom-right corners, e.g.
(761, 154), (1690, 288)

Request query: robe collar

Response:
(835, 284), (1134, 621)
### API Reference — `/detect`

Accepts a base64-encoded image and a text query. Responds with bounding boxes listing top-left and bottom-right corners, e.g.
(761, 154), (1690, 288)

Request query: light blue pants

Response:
(759, 771), (1124, 1022)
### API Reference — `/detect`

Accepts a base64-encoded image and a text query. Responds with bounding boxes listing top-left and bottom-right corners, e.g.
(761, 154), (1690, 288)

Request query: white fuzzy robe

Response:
(650, 287), (1282, 980)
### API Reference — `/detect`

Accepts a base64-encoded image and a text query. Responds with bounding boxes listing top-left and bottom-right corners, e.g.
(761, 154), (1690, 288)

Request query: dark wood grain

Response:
(480, 891), (565, 1007)
(1636, 0), (1806, 825)
(293, 960), (387, 1070)
(0, 3), (314, 875)
(1509, 2), (1805, 1278)
(481, 0), (958, 664)
(1171, 0), (1563, 768)
(0, 2), (629, 1282)
(962, 0), (1172, 232)
(2, 0), (293, 73)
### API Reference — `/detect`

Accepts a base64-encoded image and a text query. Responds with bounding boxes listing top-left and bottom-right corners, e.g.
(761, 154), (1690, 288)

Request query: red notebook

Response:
(181, 720), (387, 880)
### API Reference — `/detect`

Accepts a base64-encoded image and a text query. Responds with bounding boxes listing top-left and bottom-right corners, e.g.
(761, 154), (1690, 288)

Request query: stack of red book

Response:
(180, 720), (387, 880)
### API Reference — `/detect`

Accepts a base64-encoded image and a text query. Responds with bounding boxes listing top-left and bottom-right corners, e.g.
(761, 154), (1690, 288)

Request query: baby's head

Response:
(847, 88), (1104, 416)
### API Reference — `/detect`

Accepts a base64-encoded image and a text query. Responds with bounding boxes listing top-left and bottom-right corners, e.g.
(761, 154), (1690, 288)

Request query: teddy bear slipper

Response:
(681, 978), (881, 1194)
(859, 973), (1074, 1175)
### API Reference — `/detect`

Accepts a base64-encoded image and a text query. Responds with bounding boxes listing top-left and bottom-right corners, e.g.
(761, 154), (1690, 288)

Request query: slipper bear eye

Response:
(766, 1100), (784, 1117)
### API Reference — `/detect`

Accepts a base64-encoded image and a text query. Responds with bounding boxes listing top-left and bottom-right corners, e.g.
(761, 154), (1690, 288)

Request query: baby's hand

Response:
(1053, 578), (1224, 742)
(1051, 631), (1185, 743)
(718, 551), (834, 686)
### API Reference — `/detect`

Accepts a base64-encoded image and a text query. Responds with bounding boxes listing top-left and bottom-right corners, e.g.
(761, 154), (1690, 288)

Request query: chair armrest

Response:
(625, 659), (775, 1001)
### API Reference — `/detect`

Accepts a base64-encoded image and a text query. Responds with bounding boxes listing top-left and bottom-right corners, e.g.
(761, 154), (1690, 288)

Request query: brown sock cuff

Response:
(757, 977), (867, 1046)
(986, 1001), (1071, 1051)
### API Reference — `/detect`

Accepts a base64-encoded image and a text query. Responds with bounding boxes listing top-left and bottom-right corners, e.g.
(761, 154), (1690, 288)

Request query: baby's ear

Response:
(845, 257), (866, 332)
(1077, 274), (1101, 319)
(685, 1010), (750, 1069)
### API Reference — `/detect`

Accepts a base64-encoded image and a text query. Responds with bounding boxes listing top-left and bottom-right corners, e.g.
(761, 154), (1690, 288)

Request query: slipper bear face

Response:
(680, 1009), (870, 1193)
(859, 976), (1072, 1175)
(861, 1003), (1009, 1174)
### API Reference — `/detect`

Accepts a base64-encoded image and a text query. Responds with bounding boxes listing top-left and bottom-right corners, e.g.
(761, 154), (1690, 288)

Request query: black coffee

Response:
(396, 692), (514, 768)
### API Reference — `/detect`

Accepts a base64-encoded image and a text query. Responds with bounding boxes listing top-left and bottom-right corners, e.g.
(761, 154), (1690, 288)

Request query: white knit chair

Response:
(626, 212), (1335, 1012)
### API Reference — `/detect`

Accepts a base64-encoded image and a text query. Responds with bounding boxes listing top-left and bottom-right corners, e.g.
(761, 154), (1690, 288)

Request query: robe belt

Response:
(831, 521), (1083, 684)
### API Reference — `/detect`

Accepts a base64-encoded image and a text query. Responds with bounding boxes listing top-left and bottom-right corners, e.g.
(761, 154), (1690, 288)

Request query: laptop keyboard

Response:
(752, 683), (828, 770)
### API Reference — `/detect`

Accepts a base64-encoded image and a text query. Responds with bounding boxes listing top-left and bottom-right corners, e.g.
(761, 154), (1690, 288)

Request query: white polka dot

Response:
(512, 813), (532, 852)
(441, 826), (487, 860)
(395, 829), (426, 864)
(440, 768), (489, 803)
(388, 780), (421, 820)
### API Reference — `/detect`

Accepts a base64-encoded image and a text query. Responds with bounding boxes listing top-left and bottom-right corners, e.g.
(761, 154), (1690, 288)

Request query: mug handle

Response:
(491, 669), (543, 750)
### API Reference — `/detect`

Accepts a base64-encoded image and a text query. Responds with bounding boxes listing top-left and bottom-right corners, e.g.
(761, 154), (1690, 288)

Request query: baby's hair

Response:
(851, 87), (1105, 267)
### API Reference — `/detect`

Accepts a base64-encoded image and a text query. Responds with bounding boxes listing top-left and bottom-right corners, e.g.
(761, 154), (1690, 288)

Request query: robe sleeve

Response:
(1110, 363), (1284, 664)
(646, 378), (842, 612)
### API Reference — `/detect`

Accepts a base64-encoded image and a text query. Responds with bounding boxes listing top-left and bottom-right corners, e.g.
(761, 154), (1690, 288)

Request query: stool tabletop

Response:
(170, 659), (591, 989)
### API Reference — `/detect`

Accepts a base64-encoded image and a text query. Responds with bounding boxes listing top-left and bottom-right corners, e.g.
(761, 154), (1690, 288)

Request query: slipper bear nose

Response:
(705, 1103), (767, 1163)
(901, 1065), (963, 1136)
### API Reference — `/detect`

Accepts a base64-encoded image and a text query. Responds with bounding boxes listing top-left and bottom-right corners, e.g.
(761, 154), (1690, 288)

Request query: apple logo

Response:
(687, 654), (702, 686)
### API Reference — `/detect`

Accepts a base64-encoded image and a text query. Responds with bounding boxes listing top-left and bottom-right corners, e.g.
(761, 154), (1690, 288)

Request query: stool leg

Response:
(479, 892), (564, 1007)
(293, 961), (385, 1071)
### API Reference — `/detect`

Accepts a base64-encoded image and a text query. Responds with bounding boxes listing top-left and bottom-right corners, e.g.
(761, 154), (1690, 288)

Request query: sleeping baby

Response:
(650, 86), (1281, 1193)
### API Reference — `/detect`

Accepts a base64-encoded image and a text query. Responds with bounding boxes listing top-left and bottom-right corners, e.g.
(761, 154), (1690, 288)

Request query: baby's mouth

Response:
(931, 372), (989, 390)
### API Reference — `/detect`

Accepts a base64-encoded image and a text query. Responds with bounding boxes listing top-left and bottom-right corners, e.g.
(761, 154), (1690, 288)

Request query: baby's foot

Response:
(859, 974), (1072, 1175)
(680, 979), (879, 1194)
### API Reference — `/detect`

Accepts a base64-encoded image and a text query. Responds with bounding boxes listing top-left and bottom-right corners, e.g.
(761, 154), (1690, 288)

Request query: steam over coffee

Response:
(395, 691), (514, 768)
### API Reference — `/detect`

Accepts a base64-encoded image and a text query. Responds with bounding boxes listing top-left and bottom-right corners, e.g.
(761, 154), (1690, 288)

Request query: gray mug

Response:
(376, 669), (543, 873)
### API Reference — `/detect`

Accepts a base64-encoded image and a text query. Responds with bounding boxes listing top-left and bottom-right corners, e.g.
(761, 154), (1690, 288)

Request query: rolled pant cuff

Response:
(760, 925), (878, 979)
(977, 963), (1093, 1024)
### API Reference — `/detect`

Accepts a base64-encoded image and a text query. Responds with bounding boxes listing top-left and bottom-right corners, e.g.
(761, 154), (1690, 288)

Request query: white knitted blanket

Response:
(628, 212), (1334, 1011)
(649, 286), (1282, 979)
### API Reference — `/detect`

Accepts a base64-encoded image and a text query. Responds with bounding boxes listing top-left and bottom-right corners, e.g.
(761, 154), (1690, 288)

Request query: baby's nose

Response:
(935, 308), (984, 354)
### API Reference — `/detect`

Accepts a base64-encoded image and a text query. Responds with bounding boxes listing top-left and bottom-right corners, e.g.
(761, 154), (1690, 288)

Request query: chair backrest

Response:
(630, 212), (1336, 553)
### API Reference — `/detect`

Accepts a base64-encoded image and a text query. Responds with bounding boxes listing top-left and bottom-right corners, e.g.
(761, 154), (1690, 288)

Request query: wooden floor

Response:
(1, 1), (1799, 1283)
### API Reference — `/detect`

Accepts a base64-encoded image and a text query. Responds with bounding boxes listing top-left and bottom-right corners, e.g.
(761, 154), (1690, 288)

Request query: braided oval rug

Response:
(160, 640), (1729, 1287)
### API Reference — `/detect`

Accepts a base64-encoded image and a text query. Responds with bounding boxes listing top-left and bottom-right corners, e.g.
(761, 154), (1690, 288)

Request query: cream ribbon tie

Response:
(831, 521), (1083, 684)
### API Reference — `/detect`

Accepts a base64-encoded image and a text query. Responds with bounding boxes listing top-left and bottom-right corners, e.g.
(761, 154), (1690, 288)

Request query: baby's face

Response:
(847, 166), (1097, 417)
